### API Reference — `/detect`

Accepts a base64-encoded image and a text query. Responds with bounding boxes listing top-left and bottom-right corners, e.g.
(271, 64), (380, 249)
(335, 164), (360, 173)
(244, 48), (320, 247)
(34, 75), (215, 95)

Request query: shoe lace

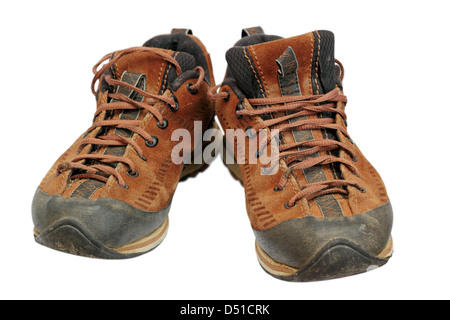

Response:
(211, 61), (364, 207)
(57, 47), (205, 188)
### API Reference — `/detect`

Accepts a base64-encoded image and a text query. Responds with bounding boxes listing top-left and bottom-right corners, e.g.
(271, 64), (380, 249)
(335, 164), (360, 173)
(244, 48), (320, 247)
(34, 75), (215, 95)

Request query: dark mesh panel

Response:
(143, 34), (210, 84)
(161, 52), (196, 94)
(316, 30), (336, 94)
(224, 34), (282, 91)
(225, 47), (266, 99)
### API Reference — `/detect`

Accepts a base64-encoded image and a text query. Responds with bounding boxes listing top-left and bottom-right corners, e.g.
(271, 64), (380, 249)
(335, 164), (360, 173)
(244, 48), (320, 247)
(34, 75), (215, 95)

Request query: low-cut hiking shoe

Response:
(213, 27), (393, 281)
(32, 28), (220, 259)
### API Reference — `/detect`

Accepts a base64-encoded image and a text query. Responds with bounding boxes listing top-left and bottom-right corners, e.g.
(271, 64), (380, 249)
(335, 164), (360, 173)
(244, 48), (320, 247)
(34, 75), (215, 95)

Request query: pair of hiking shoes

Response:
(32, 27), (394, 282)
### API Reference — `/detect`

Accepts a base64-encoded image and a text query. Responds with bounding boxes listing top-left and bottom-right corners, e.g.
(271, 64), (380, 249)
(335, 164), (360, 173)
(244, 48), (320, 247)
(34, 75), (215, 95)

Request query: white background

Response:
(1, 0), (449, 300)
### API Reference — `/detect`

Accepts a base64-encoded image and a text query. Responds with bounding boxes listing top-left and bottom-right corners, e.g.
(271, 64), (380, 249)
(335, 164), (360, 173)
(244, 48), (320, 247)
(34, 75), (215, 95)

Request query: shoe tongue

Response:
(226, 30), (339, 99)
(110, 48), (196, 94)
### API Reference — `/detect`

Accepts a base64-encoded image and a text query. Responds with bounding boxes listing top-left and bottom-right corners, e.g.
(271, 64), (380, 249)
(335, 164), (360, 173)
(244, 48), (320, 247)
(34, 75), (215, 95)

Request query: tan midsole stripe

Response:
(256, 236), (393, 277)
(34, 219), (169, 255)
(255, 242), (298, 276)
(378, 236), (394, 259)
(115, 218), (169, 253)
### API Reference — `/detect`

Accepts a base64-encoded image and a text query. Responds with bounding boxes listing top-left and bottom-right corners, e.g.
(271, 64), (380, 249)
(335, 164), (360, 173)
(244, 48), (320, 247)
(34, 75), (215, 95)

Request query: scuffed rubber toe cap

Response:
(32, 188), (170, 259)
(253, 202), (393, 279)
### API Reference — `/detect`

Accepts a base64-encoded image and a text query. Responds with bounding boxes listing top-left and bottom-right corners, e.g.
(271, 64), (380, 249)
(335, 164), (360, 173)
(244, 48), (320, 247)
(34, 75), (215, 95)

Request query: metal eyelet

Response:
(236, 102), (244, 120)
(139, 154), (147, 162)
(352, 155), (358, 162)
(126, 170), (139, 178)
(274, 185), (286, 192)
(170, 96), (179, 112)
(284, 201), (297, 209)
(187, 83), (198, 95)
(157, 118), (168, 129)
(224, 90), (231, 102)
(359, 186), (367, 193)
(117, 182), (129, 189)
(145, 136), (158, 148)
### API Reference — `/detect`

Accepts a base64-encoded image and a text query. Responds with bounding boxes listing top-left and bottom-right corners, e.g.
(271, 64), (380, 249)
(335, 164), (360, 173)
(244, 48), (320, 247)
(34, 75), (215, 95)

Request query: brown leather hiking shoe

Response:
(32, 29), (220, 259)
(213, 27), (394, 281)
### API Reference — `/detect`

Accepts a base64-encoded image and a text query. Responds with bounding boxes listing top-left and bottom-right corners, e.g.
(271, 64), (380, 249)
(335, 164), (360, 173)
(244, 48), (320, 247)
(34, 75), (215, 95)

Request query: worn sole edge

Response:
(256, 236), (394, 282)
(115, 217), (169, 255)
(221, 135), (394, 281)
(33, 120), (222, 259)
(34, 217), (169, 260)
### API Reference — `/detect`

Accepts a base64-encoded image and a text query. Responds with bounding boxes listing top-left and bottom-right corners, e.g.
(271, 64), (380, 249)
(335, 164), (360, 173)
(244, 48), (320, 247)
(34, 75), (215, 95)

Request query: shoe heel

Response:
(180, 120), (223, 181)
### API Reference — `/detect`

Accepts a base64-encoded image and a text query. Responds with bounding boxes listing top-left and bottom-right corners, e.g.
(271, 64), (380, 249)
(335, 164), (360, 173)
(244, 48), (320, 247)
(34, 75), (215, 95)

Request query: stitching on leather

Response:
(313, 31), (343, 217)
(157, 61), (164, 93)
(314, 31), (321, 95)
(315, 31), (336, 179)
(161, 52), (177, 93)
(114, 56), (121, 85)
(250, 46), (269, 97)
(162, 63), (172, 93)
(243, 47), (265, 98)
(307, 34), (315, 95)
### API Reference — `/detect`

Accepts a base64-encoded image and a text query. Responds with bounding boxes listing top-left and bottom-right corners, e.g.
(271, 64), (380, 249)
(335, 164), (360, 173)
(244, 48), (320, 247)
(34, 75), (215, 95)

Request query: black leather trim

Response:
(242, 26), (265, 38)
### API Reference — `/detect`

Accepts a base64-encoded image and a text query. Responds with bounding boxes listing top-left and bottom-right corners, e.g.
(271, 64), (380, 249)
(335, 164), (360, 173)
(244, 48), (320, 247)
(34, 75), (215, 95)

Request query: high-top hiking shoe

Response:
(213, 27), (394, 281)
(32, 29), (220, 259)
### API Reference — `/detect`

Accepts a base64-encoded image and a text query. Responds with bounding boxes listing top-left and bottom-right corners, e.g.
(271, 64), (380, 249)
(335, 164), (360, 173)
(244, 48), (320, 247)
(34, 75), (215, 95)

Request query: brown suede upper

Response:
(216, 30), (390, 231)
(39, 36), (215, 213)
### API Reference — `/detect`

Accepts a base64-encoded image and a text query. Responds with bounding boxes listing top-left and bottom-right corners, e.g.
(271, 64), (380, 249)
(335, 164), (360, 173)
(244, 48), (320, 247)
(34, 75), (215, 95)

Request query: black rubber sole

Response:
(222, 135), (393, 282)
(34, 155), (211, 260)
(257, 238), (392, 282)
(33, 121), (223, 260)
(34, 219), (164, 260)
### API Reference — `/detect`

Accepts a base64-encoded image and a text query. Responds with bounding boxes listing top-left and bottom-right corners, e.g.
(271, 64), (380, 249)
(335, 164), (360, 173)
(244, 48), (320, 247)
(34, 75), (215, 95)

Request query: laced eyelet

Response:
(187, 83), (198, 95)
(126, 170), (139, 178)
(285, 201), (297, 209)
(359, 186), (367, 193)
(274, 185), (286, 192)
(352, 155), (358, 162)
(157, 118), (168, 129)
(236, 102), (244, 120)
(170, 96), (179, 112)
(139, 154), (147, 162)
(117, 182), (129, 189)
(145, 136), (158, 148)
